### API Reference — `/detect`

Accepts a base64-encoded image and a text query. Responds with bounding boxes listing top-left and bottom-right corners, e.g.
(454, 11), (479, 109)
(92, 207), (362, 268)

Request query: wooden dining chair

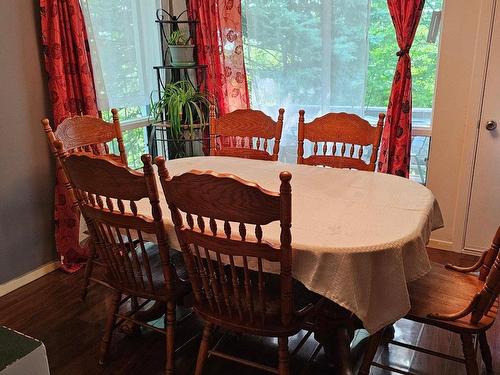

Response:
(209, 105), (285, 161)
(42, 109), (127, 301)
(297, 110), (385, 171)
(55, 144), (191, 374)
(43, 109), (127, 165)
(156, 158), (318, 374)
(359, 226), (500, 375)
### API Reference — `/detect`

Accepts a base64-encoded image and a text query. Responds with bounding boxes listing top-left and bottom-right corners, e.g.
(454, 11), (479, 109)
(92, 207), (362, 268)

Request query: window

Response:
(367, 0), (442, 184)
(101, 107), (149, 169)
(366, 0), (441, 127)
(81, 0), (161, 167)
(410, 135), (430, 185)
(242, 0), (442, 183)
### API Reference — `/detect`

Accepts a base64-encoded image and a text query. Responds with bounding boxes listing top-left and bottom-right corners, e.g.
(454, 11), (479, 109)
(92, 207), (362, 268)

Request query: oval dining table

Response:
(82, 155), (444, 374)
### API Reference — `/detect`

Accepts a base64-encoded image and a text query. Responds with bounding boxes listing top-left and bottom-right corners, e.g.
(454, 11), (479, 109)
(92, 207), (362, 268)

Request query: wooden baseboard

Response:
(462, 248), (484, 257)
(428, 238), (454, 251)
(0, 261), (59, 298)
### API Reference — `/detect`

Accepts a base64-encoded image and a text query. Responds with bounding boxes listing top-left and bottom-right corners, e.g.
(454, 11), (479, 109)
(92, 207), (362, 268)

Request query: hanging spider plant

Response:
(150, 80), (212, 157)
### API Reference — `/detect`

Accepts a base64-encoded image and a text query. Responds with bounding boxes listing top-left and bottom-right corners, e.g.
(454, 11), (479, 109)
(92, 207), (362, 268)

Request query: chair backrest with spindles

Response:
(209, 105), (285, 161)
(297, 110), (385, 171)
(479, 226), (500, 281)
(42, 109), (127, 166)
(471, 226), (500, 324)
(56, 145), (176, 299)
(156, 156), (296, 332)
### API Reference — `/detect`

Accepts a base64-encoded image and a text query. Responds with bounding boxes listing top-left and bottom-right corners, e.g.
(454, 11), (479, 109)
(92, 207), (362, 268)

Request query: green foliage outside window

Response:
(242, 0), (442, 111)
(243, 0), (370, 107)
(102, 106), (148, 169)
(366, 0), (442, 109)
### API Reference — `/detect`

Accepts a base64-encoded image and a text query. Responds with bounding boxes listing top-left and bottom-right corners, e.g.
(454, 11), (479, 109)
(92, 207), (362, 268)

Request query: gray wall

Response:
(0, 0), (56, 283)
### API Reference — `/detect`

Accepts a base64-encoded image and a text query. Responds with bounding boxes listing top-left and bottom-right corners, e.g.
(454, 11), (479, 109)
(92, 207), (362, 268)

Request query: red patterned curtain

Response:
(187, 0), (250, 115)
(378, 0), (425, 177)
(40, 0), (99, 272)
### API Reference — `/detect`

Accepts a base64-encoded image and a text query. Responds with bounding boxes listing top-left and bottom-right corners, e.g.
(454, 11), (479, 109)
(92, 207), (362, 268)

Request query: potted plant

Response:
(150, 80), (212, 158)
(167, 30), (195, 67)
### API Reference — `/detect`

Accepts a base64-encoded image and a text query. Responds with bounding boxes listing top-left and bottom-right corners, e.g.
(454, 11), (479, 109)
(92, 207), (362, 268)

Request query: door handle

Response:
(486, 120), (497, 131)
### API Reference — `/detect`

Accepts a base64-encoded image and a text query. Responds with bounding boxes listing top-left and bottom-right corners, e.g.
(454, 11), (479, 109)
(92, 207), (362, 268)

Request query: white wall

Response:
(427, 0), (494, 252)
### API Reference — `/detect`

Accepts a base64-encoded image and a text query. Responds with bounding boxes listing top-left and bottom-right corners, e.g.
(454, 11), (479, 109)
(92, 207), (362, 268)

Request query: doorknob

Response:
(486, 120), (497, 131)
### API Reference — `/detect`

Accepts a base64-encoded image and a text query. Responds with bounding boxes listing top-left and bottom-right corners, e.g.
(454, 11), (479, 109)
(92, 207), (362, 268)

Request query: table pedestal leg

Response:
(315, 327), (353, 375)
(382, 324), (395, 343)
(120, 301), (166, 335)
(312, 299), (358, 375)
(133, 301), (166, 321)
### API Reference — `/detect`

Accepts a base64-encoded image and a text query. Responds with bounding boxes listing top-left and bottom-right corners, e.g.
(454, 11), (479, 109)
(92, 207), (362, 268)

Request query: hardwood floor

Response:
(0, 248), (498, 374)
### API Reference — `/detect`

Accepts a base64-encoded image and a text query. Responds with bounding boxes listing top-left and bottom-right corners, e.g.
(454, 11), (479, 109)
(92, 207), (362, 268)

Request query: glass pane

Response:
(409, 136), (430, 185)
(366, 0), (443, 126)
(107, 127), (148, 169)
(242, 0), (371, 162)
(243, 0), (442, 165)
(243, 0), (369, 110)
(82, 0), (160, 109)
(101, 106), (148, 123)
(102, 106), (149, 169)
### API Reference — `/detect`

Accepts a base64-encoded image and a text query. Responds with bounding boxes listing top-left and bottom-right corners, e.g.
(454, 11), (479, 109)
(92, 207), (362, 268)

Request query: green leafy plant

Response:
(150, 80), (212, 149)
(167, 30), (189, 46)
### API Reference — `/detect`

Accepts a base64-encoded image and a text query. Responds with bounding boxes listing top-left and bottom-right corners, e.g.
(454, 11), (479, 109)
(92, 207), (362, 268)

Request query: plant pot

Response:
(168, 45), (195, 67)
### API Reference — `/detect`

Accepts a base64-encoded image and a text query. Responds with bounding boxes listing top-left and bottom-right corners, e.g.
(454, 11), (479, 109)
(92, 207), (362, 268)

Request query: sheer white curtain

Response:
(81, 0), (161, 109)
(243, 0), (370, 162)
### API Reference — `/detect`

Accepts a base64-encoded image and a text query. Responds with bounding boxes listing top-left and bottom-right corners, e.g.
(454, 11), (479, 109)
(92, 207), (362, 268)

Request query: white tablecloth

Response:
(81, 156), (443, 333)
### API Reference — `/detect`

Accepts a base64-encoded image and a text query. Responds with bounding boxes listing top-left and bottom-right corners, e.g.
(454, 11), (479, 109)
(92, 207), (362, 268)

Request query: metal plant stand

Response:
(148, 8), (209, 160)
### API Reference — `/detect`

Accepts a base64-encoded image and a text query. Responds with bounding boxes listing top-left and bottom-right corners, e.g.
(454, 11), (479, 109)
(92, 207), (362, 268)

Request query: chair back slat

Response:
(81, 205), (155, 233)
(297, 110), (385, 171)
(56, 146), (177, 299)
(56, 110), (127, 164)
(210, 105), (285, 161)
(470, 226), (500, 323)
(57, 116), (115, 149)
(161, 170), (281, 225)
(42, 109), (127, 165)
(156, 156), (295, 330)
(471, 253), (500, 324)
(182, 230), (281, 261)
(64, 155), (147, 201)
(479, 226), (500, 281)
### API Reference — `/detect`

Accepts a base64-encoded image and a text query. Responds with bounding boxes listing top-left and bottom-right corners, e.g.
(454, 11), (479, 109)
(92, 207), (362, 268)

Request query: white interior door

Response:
(465, 0), (500, 252)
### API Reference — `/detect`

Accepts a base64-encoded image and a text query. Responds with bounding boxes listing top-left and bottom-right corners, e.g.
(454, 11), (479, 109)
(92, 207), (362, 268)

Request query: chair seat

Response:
(407, 262), (498, 332)
(215, 147), (274, 161)
(143, 243), (189, 288)
(197, 271), (319, 337)
(106, 243), (190, 300)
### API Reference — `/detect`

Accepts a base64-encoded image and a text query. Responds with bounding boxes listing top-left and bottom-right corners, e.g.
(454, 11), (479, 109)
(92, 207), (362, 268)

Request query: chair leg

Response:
(478, 332), (493, 374)
(165, 302), (176, 375)
(460, 333), (479, 375)
(195, 323), (213, 375)
(80, 241), (97, 301)
(381, 324), (395, 345)
(131, 296), (139, 311)
(359, 329), (384, 375)
(99, 291), (121, 365)
(278, 336), (290, 375)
